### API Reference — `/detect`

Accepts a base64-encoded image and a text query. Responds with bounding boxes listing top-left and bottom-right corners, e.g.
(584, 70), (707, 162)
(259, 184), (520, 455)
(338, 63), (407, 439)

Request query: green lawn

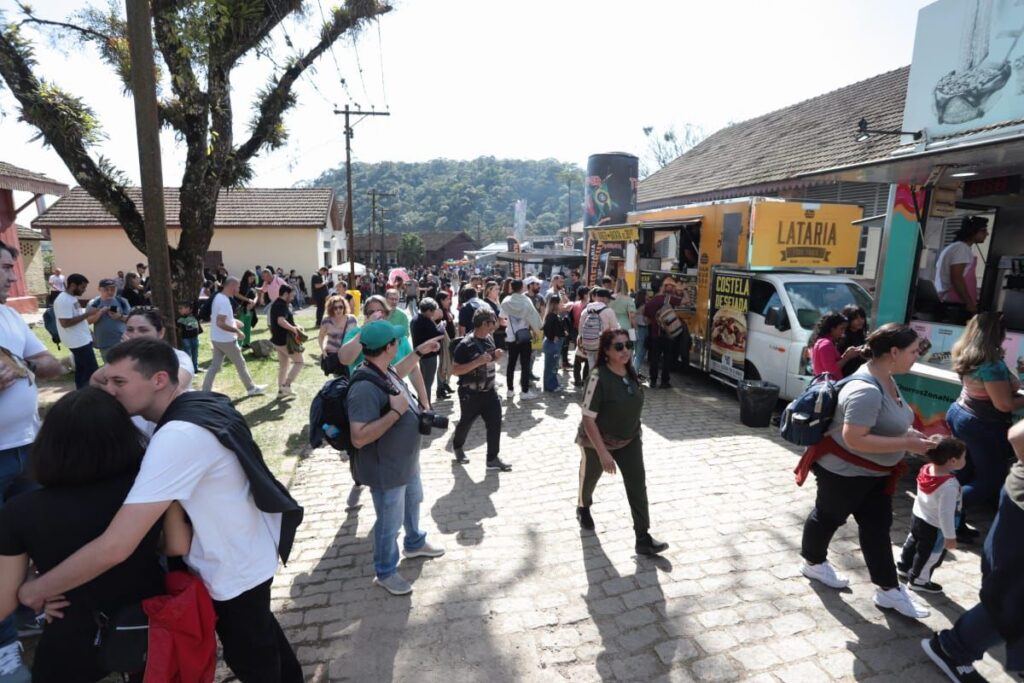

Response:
(30, 306), (327, 480)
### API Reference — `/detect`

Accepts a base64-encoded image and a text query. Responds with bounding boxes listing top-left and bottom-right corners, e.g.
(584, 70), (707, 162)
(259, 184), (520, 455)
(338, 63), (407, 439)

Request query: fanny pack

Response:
(95, 602), (149, 675)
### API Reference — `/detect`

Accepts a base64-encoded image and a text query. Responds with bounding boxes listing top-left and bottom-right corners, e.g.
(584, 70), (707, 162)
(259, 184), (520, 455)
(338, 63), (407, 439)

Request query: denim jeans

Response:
(181, 336), (200, 372)
(634, 325), (649, 371)
(542, 338), (562, 392)
(946, 402), (1013, 513)
(0, 445), (32, 648)
(369, 466), (427, 579)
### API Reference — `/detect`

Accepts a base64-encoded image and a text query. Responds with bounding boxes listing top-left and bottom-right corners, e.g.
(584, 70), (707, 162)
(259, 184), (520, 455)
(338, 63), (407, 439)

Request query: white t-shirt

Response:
(53, 291), (93, 349)
(0, 305), (46, 450)
(48, 274), (65, 292)
(935, 241), (973, 298)
(130, 349), (195, 438)
(124, 421), (281, 601)
(209, 293), (237, 343)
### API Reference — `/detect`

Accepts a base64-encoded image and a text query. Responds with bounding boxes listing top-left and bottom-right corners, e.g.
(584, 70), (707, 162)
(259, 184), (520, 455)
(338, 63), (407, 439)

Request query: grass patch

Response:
(29, 306), (328, 479)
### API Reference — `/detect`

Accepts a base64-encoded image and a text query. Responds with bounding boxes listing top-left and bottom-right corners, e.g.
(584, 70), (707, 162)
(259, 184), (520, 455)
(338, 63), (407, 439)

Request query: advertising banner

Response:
(903, 0), (1024, 139)
(589, 226), (640, 242)
(507, 237), (523, 280)
(708, 271), (751, 383)
(749, 202), (863, 268)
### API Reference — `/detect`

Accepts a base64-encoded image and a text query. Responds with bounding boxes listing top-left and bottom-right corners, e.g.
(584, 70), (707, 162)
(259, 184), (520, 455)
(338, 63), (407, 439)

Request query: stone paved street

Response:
(266, 365), (1014, 683)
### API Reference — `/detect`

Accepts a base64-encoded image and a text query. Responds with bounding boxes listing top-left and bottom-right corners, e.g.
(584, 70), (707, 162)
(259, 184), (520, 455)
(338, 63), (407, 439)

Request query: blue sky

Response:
(1, 0), (933, 195)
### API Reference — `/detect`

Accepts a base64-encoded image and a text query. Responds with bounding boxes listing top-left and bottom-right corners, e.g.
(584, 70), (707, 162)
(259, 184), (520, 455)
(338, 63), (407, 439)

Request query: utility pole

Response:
(334, 105), (389, 285)
(126, 0), (175, 344)
(378, 205), (389, 267)
(366, 189), (395, 269)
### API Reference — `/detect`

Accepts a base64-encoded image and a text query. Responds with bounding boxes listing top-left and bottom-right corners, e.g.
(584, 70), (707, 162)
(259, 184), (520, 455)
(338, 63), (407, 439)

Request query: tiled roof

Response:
(353, 231), (477, 251)
(16, 224), (45, 241)
(638, 67), (910, 207)
(0, 162), (68, 196)
(33, 186), (339, 228)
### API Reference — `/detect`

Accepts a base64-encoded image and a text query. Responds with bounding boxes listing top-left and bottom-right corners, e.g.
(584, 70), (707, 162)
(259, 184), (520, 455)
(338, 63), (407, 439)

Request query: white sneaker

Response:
(874, 585), (930, 619)
(403, 541), (446, 559)
(374, 573), (413, 596)
(800, 561), (849, 589)
(521, 389), (540, 400)
(0, 641), (30, 682)
(247, 384), (268, 396)
(278, 385), (294, 397)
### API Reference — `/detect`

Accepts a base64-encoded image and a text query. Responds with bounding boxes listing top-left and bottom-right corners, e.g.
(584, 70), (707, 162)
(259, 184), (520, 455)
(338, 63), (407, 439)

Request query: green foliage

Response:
(397, 232), (425, 265)
(309, 157), (585, 239)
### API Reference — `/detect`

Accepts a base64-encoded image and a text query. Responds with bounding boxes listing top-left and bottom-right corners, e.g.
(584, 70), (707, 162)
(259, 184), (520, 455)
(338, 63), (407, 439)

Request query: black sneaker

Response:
(635, 533), (669, 556)
(577, 506), (595, 530)
(922, 634), (989, 682)
(453, 449), (469, 464)
(486, 458), (512, 472)
(909, 579), (944, 594)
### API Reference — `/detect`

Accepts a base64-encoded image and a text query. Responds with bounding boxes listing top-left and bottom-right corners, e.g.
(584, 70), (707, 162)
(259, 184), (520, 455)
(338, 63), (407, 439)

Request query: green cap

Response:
(359, 320), (408, 350)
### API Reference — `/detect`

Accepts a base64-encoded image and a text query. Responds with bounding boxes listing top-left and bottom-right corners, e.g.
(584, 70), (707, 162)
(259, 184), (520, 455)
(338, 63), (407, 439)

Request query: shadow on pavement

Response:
(430, 464), (500, 545)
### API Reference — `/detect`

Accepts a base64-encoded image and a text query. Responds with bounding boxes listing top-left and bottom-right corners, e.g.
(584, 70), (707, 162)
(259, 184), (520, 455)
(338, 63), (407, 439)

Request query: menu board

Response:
(708, 271), (752, 383)
(911, 320), (1024, 376)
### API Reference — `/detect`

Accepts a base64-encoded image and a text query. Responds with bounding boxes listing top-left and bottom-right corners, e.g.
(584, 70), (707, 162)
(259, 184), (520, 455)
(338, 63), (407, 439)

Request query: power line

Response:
(351, 34), (371, 106)
(315, 0), (356, 106)
(376, 18), (389, 111)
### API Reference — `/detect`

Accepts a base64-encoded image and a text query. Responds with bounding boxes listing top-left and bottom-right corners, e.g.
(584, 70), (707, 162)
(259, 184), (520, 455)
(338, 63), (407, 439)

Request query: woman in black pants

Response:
(411, 297), (445, 399)
(796, 323), (933, 619)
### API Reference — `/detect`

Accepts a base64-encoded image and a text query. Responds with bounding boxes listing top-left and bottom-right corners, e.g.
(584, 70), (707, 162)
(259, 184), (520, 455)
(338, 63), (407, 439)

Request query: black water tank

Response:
(585, 152), (639, 227)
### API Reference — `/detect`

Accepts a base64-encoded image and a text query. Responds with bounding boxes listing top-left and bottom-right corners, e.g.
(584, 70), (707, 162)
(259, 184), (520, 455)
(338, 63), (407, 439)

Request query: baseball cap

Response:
(523, 276), (540, 286)
(99, 278), (117, 288)
(359, 320), (408, 350)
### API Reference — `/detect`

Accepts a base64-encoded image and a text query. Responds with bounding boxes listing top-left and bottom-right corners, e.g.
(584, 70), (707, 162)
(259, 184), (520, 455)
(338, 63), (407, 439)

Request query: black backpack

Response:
(308, 366), (396, 453)
(42, 306), (61, 348)
(779, 373), (883, 446)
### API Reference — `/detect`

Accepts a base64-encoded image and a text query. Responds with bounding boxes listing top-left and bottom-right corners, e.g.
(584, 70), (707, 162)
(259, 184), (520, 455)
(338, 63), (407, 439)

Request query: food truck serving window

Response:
(785, 282), (872, 330)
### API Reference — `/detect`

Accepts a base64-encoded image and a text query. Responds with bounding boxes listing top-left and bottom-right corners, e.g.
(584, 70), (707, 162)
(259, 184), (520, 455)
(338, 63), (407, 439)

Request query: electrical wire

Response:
(314, 0), (356, 106)
(376, 17), (389, 111)
(351, 34), (371, 107)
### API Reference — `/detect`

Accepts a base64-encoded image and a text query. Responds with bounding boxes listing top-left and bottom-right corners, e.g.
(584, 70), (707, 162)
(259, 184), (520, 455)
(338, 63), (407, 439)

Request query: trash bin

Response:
(737, 380), (780, 428)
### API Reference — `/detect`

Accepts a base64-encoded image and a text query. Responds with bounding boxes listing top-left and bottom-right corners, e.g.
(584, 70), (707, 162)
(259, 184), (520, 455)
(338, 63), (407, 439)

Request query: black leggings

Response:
(800, 464), (898, 589)
(506, 340), (533, 392)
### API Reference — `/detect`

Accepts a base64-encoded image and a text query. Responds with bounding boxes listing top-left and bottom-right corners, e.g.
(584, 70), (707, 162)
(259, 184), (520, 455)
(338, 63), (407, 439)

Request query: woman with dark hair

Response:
(797, 323), (934, 619)
(936, 215), (989, 316)
(121, 272), (146, 307)
(411, 297), (445, 398)
(838, 304), (869, 375)
(576, 328), (668, 556)
(542, 294), (567, 393)
(948, 313), (1023, 537)
(436, 292), (457, 401)
(236, 270), (259, 348)
(0, 388), (191, 683)
(809, 311), (860, 378)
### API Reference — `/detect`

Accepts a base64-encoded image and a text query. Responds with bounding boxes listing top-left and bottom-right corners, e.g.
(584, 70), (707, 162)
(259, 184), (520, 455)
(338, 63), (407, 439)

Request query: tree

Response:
(397, 232), (424, 266)
(640, 123), (706, 178)
(0, 0), (391, 303)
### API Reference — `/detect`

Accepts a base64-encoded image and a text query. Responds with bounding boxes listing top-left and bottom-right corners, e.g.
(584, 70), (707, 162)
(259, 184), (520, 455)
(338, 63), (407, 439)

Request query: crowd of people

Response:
(4, 243), (1023, 682)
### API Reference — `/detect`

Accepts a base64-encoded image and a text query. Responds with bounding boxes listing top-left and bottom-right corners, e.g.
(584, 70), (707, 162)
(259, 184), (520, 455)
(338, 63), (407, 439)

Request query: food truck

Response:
(584, 197), (869, 399)
(805, 0), (1024, 433)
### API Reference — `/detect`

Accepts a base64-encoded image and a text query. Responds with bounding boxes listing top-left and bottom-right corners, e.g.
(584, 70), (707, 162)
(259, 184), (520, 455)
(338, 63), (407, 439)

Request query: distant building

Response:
(352, 231), (478, 266)
(34, 187), (345, 289)
(0, 161), (69, 313)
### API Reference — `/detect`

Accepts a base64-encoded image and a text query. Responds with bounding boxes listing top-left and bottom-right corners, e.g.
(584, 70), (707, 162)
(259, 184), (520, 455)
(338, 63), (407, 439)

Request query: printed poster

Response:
(708, 271), (752, 383)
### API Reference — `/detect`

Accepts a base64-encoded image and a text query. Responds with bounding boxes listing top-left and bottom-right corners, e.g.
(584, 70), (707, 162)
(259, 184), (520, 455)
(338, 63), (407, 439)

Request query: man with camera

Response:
(348, 320), (445, 596)
(451, 308), (512, 472)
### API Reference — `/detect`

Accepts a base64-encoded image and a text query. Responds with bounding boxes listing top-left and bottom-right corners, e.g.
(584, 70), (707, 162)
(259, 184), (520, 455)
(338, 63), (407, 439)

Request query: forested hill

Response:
(305, 157), (585, 242)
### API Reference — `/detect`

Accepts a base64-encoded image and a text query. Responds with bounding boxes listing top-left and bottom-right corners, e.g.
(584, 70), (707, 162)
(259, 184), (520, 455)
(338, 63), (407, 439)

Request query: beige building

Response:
(33, 187), (345, 287)
(16, 224), (47, 297)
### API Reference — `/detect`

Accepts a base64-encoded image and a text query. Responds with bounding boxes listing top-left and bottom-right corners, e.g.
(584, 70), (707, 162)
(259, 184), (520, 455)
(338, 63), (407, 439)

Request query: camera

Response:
(417, 411), (449, 435)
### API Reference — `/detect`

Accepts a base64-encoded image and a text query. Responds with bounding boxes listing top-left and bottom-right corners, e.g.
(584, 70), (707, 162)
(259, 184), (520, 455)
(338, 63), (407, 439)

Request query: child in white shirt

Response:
(897, 436), (966, 594)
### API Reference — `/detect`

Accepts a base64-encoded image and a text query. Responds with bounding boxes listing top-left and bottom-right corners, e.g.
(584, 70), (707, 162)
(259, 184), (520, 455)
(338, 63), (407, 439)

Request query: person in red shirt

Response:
(810, 312), (860, 379)
(642, 277), (686, 389)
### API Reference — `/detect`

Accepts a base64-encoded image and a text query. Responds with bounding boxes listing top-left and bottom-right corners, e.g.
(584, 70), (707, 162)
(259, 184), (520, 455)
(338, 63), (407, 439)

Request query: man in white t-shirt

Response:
(53, 273), (105, 388)
(0, 240), (62, 681)
(201, 277), (266, 396)
(18, 339), (303, 683)
(46, 267), (64, 305)
(935, 215), (989, 315)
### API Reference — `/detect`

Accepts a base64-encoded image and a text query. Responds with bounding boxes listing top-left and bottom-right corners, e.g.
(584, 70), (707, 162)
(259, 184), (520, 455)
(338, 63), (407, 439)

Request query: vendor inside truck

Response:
(932, 215), (990, 322)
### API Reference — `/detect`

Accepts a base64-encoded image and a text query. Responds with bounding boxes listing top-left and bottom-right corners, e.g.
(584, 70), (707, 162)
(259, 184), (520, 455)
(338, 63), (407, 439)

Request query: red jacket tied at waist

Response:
(142, 570), (217, 683)
(794, 434), (907, 496)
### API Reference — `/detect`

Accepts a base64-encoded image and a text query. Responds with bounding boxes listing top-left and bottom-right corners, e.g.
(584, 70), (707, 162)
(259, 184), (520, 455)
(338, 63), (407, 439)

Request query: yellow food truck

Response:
(584, 197), (869, 399)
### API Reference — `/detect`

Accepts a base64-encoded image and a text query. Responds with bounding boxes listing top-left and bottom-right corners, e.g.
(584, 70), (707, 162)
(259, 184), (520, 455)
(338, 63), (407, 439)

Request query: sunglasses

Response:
(611, 341), (635, 351)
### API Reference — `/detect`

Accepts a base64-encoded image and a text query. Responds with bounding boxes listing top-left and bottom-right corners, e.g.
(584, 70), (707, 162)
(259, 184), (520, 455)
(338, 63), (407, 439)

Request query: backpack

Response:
(42, 306), (61, 348)
(657, 300), (685, 338)
(308, 367), (395, 454)
(779, 373), (883, 446)
(579, 303), (607, 352)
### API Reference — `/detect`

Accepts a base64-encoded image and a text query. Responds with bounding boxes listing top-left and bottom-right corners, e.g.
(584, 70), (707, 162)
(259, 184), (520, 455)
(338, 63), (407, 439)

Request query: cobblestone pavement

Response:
(266, 365), (1014, 683)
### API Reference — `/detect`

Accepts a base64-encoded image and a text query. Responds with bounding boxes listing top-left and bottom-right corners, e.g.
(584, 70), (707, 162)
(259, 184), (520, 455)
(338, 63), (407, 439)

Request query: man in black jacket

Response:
(19, 338), (304, 683)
